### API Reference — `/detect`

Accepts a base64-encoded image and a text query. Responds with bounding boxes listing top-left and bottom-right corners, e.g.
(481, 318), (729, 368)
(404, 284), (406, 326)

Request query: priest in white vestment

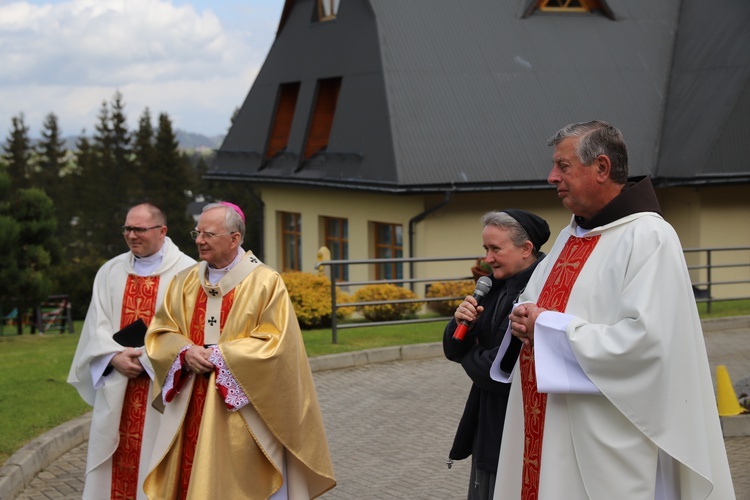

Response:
(144, 202), (336, 499)
(491, 121), (735, 499)
(68, 203), (196, 500)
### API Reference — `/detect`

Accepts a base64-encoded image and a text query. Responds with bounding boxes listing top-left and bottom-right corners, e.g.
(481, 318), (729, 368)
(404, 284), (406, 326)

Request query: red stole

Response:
(177, 288), (236, 500)
(111, 275), (160, 499)
(520, 235), (600, 499)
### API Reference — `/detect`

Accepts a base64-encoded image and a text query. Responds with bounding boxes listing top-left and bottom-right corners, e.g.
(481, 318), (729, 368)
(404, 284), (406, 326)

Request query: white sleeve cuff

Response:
(535, 311), (600, 394)
(91, 352), (117, 389)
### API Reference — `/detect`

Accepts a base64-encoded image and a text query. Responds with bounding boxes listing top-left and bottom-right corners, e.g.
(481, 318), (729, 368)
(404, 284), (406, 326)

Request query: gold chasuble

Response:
(145, 252), (336, 499)
(112, 274), (159, 499)
(178, 287), (235, 497)
(520, 235), (599, 499)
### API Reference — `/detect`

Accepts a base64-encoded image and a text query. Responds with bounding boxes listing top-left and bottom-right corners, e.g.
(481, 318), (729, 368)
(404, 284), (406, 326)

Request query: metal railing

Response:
(316, 246), (750, 342)
(684, 246), (750, 313)
(315, 255), (481, 343)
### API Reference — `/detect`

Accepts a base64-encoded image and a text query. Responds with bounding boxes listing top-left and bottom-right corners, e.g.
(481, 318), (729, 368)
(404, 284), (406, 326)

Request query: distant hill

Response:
(175, 130), (224, 151)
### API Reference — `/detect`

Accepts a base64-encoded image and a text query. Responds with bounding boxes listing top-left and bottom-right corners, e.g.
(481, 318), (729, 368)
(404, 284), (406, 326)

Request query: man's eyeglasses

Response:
(121, 225), (163, 235)
(190, 230), (234, 240)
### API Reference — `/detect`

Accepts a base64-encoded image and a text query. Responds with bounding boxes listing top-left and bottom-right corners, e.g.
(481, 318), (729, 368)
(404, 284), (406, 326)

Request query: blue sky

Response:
(0, 0), (286, 138)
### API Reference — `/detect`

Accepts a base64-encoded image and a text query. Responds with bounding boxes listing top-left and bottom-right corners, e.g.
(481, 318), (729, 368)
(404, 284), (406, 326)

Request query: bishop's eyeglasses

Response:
(190, 230), (234, 240)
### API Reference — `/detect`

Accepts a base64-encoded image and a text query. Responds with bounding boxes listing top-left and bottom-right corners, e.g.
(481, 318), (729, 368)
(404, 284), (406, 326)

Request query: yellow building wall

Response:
(262, 186), (424, 285)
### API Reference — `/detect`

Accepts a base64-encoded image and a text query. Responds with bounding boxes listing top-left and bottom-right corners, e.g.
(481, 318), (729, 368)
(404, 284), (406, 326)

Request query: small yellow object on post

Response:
(716, 365), (747, 416)
(316, 246), (331, 278)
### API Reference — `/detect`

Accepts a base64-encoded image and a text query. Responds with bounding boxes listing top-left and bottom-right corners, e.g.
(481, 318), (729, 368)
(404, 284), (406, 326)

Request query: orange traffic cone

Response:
(716, 365), (747, 417)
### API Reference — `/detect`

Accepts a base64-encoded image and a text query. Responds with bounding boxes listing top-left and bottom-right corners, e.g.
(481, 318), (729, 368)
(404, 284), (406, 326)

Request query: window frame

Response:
(280, 211), (302, 271)
(373, 222), (403, 282)
(323, 216), (349, 281)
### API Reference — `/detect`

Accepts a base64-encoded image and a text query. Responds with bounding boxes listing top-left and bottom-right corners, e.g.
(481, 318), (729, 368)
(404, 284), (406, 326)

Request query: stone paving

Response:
(7, 317), (750, 499)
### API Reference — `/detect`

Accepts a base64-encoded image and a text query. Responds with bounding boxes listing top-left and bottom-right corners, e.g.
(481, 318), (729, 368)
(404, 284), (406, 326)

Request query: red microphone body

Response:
(452, 276), (493, 340)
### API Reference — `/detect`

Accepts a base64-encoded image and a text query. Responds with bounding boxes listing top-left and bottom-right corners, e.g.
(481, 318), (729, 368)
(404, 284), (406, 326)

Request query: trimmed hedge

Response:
(353, 284), (423, 322)
(425, 279), (475, 316)
(281, 271), (353, 329)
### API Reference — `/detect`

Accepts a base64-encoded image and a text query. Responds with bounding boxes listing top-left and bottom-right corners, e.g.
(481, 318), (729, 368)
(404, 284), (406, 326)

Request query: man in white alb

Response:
(492, 121), (735, 499)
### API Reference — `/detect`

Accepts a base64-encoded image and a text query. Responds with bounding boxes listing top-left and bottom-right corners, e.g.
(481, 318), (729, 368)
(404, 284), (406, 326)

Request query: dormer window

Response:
(266, 82), (300, 159)
(523, 0), (614, 19)
(304, 77), (342, 159)
(318, 0), (340, 21)
(539, 0), (597, 12)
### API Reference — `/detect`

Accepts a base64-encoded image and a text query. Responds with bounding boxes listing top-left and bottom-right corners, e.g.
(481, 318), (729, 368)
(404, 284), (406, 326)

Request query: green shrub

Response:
(425, 279), (475, 316)
(281, 271), (353, 329)
(353, 284), (423, 322)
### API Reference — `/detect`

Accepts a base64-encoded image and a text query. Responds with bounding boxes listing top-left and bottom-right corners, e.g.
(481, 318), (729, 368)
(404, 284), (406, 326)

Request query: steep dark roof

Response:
(210, 0), (750, 192)
(655, 0), (750, 184)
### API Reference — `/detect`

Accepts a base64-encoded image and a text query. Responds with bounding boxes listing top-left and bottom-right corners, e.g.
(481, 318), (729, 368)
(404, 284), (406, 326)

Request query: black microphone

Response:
(452, 276), (492, 340)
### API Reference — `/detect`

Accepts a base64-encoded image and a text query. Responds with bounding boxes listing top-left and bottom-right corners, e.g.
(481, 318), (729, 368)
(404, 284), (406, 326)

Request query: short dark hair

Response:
(134, 202), (167, 226)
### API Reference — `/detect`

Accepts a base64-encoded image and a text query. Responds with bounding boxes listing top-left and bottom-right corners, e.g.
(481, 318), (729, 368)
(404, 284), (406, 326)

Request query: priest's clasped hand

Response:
(509, 303), (546, 348)
(111, 347), (145, 378)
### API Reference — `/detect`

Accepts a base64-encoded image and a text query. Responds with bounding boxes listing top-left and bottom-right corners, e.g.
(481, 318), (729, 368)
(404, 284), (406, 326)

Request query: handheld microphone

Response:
(452, 276), (492, 340)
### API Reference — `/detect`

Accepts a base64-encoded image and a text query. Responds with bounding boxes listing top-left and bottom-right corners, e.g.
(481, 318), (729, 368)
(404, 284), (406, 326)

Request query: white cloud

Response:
(0, 0), (279, 137)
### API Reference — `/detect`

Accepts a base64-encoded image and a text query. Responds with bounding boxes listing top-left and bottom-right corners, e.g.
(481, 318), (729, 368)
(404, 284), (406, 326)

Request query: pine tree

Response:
(151, 112), (196, 253)
(132, 107), (155, 201)
(68, 133), (97, 256)
(35, 113), (68, 196)
(49, 133), (106, 320)
(0, 180), (58, 334)
(2, 114), (33, 189)
(82, 92), (134, 256)
(35, 113), (70, 255)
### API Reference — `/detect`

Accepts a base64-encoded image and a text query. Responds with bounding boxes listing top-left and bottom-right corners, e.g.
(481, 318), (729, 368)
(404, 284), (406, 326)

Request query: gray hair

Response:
(481, 211), (541, 258)
(547, 120), (629, 184)
(202, 202), (245, 244)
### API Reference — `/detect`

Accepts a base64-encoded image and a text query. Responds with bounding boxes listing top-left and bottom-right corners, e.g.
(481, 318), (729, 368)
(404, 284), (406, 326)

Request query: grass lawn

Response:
(1, 300), (748, 464)
(0, 318), (447, 464)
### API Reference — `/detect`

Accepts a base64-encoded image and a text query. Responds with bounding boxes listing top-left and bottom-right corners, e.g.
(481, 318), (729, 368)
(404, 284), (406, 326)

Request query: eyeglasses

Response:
(190, 230), (235, 240)
(121, 225), (162, 235)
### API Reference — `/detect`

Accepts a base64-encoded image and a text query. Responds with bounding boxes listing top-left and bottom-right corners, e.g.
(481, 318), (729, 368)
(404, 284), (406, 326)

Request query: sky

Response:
(0, 0), (287, 139)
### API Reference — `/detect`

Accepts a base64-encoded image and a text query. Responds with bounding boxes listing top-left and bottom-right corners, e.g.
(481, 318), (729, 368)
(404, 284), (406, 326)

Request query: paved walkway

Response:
(4, 317), (750, 499)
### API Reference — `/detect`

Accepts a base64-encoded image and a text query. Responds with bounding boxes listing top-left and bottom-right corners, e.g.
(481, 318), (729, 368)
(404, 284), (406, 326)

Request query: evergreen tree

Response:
(35, 113), (70, 257)
(68, 132), (98, 256)
(151, 112), (196, 254)
(110, 92), (134, 203)
(132, 107), (155, 201)
(49, 132), (106, 319)
(81, 92), (134, 256)
(0, 165), (21, 326)
(35, 113), (68, 196)
(0, 174), (58, 333)
(2, 114), (33, 189)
